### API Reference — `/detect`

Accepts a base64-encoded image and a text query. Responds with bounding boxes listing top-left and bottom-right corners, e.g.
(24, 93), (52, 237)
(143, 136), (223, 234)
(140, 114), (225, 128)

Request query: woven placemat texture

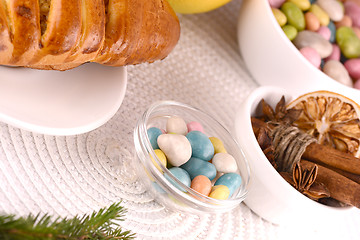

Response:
(1, 0), (360, 239)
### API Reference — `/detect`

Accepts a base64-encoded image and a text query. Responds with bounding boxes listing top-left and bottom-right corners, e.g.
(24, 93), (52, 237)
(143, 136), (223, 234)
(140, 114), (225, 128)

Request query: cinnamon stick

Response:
(301, 159), (360, 208)
(304, 158), (360, 185)
(251, 117), (360, 176)
(303, 143), (360, 175)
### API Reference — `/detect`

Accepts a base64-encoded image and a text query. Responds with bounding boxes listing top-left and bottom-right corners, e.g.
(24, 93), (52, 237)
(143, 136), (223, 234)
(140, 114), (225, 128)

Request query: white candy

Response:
(323, 60), (353, 87)
(317, 0), (344, 22)
(293, 31), (333, 58)
(212, 152), (238, 173)
(157, 134), (192, 166)
(166, 116), (188, 135)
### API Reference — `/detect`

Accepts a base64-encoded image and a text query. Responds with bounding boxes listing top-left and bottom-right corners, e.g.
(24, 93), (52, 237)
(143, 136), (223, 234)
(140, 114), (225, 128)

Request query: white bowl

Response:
(237, 0), (360, 105)
(234, 86), (355, 226)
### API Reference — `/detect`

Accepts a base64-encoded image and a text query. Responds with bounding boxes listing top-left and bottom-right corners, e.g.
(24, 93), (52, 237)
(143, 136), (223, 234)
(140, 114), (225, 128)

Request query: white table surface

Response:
(1, 0), (360, 239)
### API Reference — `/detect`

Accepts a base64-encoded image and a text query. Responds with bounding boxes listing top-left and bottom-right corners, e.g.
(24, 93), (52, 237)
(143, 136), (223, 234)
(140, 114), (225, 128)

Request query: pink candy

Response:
(300, 47), (321, 68)
(344, 59), (360, 79)
(268, 0), (285, 8)
(187, 121), (204, 133)
(345, 1), (360, 28)
(317, 26), (331, 41)
(325, 44), (341, 62)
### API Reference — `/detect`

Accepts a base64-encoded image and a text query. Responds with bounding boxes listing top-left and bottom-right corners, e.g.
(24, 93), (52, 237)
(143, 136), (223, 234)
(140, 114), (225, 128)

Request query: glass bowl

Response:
(133, 101), (251, 214)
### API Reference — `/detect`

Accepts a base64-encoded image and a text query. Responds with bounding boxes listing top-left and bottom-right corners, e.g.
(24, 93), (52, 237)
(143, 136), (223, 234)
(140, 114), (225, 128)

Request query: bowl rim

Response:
(134, 100), (252, 211)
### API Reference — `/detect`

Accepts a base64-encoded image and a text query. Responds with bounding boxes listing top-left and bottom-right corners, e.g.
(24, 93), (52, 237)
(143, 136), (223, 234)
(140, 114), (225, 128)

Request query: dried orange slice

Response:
(286, 90), (360, 157)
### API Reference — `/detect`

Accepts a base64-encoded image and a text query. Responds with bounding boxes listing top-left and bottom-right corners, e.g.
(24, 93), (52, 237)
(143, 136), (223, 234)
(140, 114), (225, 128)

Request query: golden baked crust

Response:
(0, 0), (180, 70)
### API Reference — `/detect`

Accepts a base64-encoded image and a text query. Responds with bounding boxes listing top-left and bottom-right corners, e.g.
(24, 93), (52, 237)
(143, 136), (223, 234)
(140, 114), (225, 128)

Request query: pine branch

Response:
(0, 202), (135, 240)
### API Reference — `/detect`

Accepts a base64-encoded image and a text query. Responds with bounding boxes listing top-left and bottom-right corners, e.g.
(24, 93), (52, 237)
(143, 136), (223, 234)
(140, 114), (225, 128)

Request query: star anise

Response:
(280, 161), (330, 201)
(261, 96), (302, 125)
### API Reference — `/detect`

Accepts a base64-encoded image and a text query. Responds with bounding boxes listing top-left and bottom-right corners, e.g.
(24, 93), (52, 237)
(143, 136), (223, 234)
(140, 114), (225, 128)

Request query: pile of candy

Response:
(147, 116), (242, 200)
(270, 0), (360, 89)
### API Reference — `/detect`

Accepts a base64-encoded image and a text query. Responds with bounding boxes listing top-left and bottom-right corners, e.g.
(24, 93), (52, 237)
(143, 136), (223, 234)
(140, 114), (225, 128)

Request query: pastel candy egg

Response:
(317, 0), (344, 22)
(317, 26), (331, 41)
(335, 15), (353, 29)
(187, 121), (204, 133)
(186, 131), (214, 161)
(344, 59), (360, 79)
(299, 46), (321, 68)
(268, 0), (286, 8)
(272, 8), (287, 27)
(323, 60), (353, 87)
(180, 157), (217, 180)
(324, 43), (341, 61)
(281, 2), (305, 31)
(344, 1), (360, 28)
(212, 153), (238, 173)
(305, 12), (320, 31)
(282, 25), (298, 40)
(209, 185), (230, 200)
(327, 20), (336, 43)
(293, 30), (333, 58)
(336, 26), (360, 58)
(191, 175), (212, 197)
(164, 167), (191, 192)
(215, 173), (242, 197)
(166, 116), (188, 135)
(157, 134), (192, 167)
(309, 4), (330, 26)
(147, 127), (163, 149)
(287, 0), (311, 11)
(209, 136), (227, 154)
(150, 149), (167, 172)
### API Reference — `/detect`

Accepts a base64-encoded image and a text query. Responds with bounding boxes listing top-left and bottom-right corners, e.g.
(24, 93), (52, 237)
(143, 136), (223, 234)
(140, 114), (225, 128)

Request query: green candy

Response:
(336, 27), (360, 59)
(281, 2), (305, 31)
(282, 25), (298, 41)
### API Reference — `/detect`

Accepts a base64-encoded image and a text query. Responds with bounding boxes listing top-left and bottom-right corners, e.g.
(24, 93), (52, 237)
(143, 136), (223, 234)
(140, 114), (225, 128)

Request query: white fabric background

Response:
(1, 0), (360, 239)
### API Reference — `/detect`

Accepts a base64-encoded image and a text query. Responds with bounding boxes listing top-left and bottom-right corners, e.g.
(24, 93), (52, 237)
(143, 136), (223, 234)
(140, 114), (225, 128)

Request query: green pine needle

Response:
(0, 202), (135, 240)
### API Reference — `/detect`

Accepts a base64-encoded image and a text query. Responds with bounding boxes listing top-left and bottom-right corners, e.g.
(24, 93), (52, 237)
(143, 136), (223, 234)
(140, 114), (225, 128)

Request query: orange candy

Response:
(191, 175), (212, 197)
(335, 15), (353, 28)
(305, 12), (320, 31)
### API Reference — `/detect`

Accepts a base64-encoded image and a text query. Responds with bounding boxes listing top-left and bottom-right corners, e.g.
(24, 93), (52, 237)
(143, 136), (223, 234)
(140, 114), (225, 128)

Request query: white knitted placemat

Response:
(1, 1), (360, 239)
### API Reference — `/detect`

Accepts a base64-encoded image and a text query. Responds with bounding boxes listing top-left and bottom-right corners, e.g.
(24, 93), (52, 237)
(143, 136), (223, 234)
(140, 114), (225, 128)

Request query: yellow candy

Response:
(150, 149), (167, 172)
(309, 4), (330, 26)
(287, 0), (311, 11)
(272, 8), (287, 27)
(209, 137), (227, 154)
(209, 185), (230, 200)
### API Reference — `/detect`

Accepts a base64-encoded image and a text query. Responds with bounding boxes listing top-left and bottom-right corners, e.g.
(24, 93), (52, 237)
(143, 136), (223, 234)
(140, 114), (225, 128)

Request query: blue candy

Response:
(164, 167), (191, 192)
(215, 173), (242, 197)
(180, 157), (217, 180)
(186, 131), (214, 161)
(327, 21), (336, 43)
(147, 127), (162, 149)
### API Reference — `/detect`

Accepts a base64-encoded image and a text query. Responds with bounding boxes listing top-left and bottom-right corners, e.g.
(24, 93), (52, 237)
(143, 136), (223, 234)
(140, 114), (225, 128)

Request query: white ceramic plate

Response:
(0, 63), (127, 136)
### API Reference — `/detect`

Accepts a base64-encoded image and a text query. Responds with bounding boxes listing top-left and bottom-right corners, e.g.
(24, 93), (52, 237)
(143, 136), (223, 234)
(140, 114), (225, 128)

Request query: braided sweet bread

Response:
(0, 0), (180, 70)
